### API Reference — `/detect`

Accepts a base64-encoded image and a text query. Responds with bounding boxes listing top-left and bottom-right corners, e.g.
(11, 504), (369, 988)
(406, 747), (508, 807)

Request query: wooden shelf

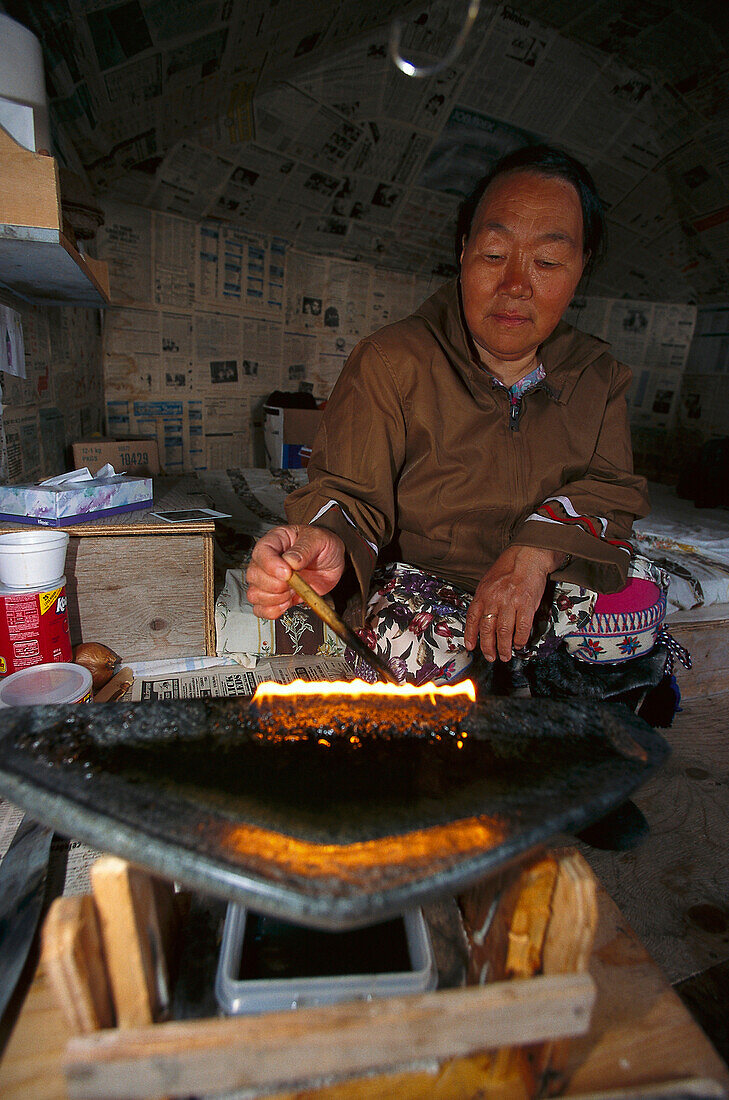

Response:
(0, 125), (110, 307)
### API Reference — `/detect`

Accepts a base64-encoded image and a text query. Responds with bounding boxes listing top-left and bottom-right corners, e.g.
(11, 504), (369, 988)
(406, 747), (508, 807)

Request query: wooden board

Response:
(63, 975), (595, 1100)
(64, 530), (215, 660)
(90, 859), (173, 1029)
(0, 124), (60, 232)
(0, 125), (109, 305)
(668, 616), (729, 699)
(41, 896), (114, 1035)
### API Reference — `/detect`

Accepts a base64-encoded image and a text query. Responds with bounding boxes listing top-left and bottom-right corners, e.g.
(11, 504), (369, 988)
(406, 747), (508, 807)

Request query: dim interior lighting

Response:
(253, 678), (476, 703)
(389, 0), (481, 79)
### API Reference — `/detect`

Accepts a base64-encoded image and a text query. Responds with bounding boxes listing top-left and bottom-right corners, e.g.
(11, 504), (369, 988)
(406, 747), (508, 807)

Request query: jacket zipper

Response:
(509, 393), (526, 542)
(509, 393), (522, 431)
(494, 386), (527, 549)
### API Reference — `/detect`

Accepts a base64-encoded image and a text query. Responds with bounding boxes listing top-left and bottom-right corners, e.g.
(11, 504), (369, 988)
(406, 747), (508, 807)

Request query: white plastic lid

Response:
(0, 663), (93, 706)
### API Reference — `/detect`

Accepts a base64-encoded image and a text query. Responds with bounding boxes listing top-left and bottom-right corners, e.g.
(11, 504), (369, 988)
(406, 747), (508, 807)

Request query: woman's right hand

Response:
(245, 525), (346, 619)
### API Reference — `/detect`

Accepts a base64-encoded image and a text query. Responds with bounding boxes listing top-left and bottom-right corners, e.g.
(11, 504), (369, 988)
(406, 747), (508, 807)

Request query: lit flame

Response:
(253, 678), (476, 703)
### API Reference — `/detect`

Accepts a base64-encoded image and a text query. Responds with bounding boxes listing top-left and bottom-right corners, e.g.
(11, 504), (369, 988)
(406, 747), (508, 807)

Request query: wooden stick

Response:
(288, 570), (399, 684)
(64, 973), (595, 1100)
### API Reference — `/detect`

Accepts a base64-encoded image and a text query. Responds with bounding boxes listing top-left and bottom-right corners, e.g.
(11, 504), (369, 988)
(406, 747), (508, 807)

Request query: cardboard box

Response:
(72, 438), (160, 476)
(263, 407), (322, 469)
(0, 475), (153, 526)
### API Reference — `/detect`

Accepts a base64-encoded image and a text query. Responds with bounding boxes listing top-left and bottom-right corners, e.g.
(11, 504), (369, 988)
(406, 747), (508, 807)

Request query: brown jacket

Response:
(286, 279), (649, 599)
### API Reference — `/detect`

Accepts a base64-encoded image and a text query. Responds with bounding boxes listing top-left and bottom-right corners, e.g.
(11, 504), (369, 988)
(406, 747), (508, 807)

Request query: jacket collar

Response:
(414, 279), (611, 405)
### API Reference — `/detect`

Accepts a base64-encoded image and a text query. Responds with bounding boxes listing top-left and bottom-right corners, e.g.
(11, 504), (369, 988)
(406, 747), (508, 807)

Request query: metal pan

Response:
(0, 696), (668, 929)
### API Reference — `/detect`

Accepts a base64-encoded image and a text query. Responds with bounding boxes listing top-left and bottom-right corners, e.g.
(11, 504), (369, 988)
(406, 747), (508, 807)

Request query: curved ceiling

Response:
(3, 0), (728, 302)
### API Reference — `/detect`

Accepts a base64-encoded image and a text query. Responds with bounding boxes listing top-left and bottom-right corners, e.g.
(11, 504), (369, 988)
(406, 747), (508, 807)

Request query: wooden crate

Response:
(668, 605), (729, 699)
(42, 850), (598, 1100)
(63, 524), (215, 661)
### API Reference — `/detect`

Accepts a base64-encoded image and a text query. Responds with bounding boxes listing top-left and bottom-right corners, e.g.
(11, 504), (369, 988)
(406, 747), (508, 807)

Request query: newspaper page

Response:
(130, 655), (353, 701)
(679, 304), (729, 437)
(0, 305), (25, 379)
(2, 405), (43, 482)
(97, 203), (154, 307)
(565, 297), (697, 431)
(17, 307), (51, 403)
(459, 4), (555, 125)
(153, 210), (197, 308)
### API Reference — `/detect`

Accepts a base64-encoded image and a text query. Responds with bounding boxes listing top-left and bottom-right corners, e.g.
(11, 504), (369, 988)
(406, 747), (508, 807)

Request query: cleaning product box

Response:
(0, 473), (153, 526)
(263, 407), (322, 469)
(71, 438), (160, 476)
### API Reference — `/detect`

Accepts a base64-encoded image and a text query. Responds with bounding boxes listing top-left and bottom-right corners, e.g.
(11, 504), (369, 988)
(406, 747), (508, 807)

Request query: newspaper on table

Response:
(129, 654), (354, 701)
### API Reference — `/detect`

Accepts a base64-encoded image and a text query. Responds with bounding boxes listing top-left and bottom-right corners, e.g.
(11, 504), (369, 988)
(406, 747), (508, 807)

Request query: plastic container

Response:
(0, 14), (51, 153)
(0, 529), (69, 588)
(215, 905), (436, 1016)
(0, 663), (93, 706)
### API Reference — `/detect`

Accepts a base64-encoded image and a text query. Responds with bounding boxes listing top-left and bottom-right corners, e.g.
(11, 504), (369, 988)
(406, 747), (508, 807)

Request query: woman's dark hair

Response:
(456, 144), (605, 278)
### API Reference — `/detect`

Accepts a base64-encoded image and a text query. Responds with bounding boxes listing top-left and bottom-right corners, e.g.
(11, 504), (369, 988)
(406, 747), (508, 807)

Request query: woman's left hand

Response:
(465, 545), (567, 662)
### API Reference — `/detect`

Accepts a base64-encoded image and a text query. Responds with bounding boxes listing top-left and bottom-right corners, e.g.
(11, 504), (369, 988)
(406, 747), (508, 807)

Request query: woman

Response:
(246, 145), (651, 686)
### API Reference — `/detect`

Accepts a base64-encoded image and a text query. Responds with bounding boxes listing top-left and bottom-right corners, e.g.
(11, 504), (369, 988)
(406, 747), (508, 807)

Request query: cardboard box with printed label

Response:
(263, 408), (322, 469)
(72, 439), (161, 476)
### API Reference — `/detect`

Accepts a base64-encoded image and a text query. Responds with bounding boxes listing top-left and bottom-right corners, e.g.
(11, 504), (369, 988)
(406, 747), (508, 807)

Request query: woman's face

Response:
(460, 171), (587, 368)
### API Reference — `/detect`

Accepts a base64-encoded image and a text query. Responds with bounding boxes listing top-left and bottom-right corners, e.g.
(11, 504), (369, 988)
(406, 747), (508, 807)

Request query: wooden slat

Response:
(74, 250), (110, 301)
(202, 530), (216, 655)
(459, 850), (599, 1097)
(41, 895), (114, 1034)
(532, 850), (599, 1093)
(668, 617), (729, 699)
(64, 973), (595, 1100)
(542, 850), (598, 976)
(90, 859), (174, 1030)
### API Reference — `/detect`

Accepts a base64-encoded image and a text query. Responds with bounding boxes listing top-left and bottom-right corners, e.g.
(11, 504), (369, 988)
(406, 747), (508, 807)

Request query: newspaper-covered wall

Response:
(97, 200), (697, 474)
(3, 0), (721, 480)
(565, 297), (697, 433)
(565, 295), (697, 481)
(98, 204), (438, 470)
(8, 0), (728, 304)
(678, 304), (729, 442)
(0, 293), (104, 483)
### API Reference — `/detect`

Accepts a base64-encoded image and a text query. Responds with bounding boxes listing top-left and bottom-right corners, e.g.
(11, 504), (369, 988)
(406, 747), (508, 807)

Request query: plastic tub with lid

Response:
(0, 662), (93, 706)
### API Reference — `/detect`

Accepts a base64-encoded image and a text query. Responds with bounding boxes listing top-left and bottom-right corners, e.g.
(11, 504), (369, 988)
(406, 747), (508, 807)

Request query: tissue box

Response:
(0, 475), (153, 526)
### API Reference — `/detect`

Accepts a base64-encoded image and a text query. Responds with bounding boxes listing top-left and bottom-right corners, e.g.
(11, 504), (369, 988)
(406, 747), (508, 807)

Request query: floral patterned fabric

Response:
(345, 556), (674, 686)
(345, 562), (475, 685)
(345, 561), (600, 685)
(521, 581), (598, 659)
